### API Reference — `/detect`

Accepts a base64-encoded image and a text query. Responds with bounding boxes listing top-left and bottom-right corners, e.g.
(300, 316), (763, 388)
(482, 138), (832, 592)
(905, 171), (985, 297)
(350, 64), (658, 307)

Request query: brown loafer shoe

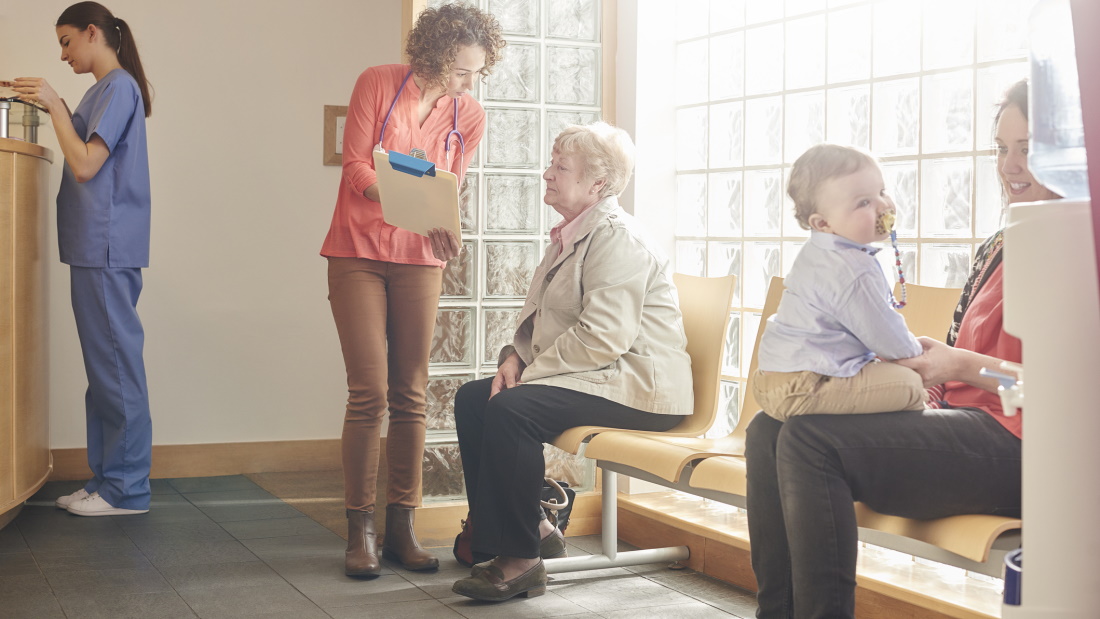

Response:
(470, 528), (566, 575)
(452, 559), (547, 602)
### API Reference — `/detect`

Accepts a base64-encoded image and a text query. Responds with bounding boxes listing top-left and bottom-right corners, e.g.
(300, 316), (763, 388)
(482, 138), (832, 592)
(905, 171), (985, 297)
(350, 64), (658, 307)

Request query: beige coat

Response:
(500, 196), (693, 416)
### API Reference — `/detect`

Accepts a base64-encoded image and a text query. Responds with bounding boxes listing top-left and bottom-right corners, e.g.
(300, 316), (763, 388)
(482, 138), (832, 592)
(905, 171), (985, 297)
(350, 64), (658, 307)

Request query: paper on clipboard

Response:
(373, 148), (462, 240)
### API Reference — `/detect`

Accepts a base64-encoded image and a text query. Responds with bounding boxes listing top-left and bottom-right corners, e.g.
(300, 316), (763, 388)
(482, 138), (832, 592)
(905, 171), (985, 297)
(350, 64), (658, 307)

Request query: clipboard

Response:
(373, 148), (462, 240)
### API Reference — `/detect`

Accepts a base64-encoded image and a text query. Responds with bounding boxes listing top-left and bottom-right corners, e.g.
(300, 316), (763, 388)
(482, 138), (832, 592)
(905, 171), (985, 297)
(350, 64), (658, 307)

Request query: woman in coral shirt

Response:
(320, 4), (504, 578)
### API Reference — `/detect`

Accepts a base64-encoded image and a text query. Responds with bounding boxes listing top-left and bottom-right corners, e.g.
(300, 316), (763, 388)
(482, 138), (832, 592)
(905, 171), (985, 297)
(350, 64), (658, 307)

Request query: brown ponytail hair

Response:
(57, 1), (152, 117)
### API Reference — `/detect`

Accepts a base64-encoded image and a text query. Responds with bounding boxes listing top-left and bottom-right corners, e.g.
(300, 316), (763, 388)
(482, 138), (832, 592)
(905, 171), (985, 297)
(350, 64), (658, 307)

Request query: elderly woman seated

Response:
(450, 122), (693, 601)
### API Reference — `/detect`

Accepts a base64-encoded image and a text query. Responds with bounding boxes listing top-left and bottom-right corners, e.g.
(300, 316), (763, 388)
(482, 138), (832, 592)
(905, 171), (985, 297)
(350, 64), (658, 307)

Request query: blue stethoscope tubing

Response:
(378, 70), (465, 162)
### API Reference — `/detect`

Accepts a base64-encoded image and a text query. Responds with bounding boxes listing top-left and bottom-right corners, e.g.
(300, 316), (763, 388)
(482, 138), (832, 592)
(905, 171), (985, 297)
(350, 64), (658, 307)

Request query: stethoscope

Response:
(378, 70), (465, 167)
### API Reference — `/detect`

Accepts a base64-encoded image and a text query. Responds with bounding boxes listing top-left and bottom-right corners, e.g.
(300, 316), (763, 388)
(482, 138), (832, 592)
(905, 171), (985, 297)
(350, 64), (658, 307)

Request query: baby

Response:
(752, 144), (926, 420)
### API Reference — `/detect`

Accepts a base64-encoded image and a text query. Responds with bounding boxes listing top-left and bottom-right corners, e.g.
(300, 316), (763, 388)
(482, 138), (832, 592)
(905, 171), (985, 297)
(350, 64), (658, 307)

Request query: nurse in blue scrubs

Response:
(13, 1), (154, 516)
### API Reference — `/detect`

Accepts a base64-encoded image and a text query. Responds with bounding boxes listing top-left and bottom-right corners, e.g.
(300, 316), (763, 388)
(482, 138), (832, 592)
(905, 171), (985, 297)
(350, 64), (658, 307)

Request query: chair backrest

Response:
(735, 278), (964, 436)
(668, 273), (737, 436)
(734, 276), (786, 437)
(894, 282), (963, 342)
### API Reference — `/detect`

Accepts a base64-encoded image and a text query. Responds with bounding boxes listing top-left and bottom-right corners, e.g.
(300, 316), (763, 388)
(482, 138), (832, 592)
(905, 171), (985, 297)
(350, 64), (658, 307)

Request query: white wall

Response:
(0, 1), (402, 447)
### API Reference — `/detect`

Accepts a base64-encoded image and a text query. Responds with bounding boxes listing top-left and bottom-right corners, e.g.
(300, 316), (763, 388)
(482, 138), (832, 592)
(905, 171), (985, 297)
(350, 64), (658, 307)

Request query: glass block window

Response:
(421, 0), (603, 500)
(672, 0), (1035, 439)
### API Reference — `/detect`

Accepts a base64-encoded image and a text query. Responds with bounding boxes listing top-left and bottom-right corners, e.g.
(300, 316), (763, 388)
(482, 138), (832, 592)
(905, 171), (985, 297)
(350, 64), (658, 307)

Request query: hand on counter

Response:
(10, 78), (63, 116)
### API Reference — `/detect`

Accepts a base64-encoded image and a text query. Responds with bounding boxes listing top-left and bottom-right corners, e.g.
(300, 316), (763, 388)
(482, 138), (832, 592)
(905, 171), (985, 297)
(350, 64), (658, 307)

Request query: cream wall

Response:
(0, 1), (402, 447)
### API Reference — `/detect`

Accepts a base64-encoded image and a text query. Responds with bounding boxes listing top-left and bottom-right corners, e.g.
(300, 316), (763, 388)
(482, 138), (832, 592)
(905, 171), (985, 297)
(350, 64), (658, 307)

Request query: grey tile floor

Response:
(0, 476), (758, 618)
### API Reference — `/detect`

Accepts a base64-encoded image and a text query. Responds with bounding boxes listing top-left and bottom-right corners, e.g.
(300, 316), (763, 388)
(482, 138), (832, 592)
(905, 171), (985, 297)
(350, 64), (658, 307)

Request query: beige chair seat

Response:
(584, 431), (745, 483)
(687, 455), (748, 503)
(550, 273), (736, 455)
(853, 503), (1020, 564)
(688, 455), (1019, 564)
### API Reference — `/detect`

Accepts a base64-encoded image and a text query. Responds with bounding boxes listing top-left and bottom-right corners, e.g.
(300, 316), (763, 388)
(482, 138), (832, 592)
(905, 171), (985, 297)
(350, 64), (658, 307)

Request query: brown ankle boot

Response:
(382, 505), (439, 571)
(345, 508), (381, 577)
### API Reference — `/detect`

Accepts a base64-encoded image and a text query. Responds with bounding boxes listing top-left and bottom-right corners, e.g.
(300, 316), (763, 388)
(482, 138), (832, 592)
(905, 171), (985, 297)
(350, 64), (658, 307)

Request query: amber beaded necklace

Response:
(888, 228), (907, 309)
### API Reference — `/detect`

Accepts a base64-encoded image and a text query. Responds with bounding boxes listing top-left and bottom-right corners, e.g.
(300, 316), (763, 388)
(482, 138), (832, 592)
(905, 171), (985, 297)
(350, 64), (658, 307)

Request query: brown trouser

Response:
(752, 360), (926, 421)
(328, 257), (442, 511)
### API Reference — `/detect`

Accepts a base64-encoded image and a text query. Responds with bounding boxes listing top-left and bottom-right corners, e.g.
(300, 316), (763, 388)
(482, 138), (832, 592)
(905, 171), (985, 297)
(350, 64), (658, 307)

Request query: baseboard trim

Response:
(50, 438), (604, 543)
(50, 439), (342, 481)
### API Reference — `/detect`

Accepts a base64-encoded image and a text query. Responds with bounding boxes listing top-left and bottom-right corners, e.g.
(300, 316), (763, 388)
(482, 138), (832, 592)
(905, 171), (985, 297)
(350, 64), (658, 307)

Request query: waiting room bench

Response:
(548, 276), (1021, 580)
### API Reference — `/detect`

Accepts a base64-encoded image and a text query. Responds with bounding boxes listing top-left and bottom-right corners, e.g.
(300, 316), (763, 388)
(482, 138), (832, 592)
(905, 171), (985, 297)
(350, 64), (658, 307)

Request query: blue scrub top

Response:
(57, 68), (150, 268)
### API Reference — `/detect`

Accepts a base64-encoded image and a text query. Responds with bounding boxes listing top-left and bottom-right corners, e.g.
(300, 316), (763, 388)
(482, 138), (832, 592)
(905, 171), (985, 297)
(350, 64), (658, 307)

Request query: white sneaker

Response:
(66, 492), (149, 517)
(55, 488), (90, 509)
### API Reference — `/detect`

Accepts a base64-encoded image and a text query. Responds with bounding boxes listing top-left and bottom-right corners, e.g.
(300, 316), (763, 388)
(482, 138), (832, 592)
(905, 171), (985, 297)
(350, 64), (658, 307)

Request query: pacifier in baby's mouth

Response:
(875, 211), (896, 236)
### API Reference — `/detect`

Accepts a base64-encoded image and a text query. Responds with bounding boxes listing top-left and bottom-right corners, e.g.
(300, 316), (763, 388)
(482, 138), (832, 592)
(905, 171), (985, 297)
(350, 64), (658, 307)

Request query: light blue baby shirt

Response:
(757, 230), (922, 378)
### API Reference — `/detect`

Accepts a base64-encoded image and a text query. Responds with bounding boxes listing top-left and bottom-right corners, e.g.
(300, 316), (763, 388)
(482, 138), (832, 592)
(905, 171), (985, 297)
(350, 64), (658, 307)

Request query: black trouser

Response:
(454, 378), (682, 559)
(744, 409), (1021, 619)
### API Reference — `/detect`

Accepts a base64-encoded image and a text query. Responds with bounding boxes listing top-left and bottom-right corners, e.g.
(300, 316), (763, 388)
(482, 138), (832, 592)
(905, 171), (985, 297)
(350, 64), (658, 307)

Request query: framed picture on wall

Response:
(323, 105), (348, 166)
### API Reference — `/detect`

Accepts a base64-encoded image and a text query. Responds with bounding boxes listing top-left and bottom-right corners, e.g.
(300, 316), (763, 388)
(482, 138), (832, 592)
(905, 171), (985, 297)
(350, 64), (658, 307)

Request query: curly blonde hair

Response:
(405, 3), (506, 93)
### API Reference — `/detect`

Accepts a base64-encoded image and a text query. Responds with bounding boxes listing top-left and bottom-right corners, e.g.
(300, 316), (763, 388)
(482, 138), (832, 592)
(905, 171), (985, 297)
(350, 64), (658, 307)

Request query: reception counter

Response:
(1, 138), (52, 529)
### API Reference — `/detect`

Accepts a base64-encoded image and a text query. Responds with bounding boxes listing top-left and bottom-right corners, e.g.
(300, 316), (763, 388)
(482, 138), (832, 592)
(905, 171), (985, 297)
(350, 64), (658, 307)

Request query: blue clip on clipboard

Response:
(388, 151), (436, 177)
(372, 148), (461, 240)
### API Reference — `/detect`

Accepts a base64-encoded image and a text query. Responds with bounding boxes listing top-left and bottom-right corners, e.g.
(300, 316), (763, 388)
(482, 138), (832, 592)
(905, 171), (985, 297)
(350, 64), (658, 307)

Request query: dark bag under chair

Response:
(453, 477), (575, 567)
(540, 478), (576, 534)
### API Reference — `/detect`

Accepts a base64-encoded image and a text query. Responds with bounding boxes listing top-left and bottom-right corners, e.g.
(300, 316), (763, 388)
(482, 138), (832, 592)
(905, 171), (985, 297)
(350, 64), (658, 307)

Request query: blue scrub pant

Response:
(70, 266), (152, 510)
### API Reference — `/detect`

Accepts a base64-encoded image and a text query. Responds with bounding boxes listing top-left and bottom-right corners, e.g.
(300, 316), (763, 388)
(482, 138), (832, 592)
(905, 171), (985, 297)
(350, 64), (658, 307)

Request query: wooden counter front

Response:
(1, 137), (53, 528)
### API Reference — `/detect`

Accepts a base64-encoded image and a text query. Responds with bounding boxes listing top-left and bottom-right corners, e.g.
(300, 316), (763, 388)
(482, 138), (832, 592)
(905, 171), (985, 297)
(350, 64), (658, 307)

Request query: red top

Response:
(321, 64), (485, 266)
(940, 264), (1023, 438)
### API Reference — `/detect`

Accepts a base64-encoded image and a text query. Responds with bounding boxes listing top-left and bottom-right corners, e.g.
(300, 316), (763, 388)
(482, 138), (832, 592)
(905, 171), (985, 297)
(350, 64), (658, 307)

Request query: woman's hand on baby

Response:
(11, 77), (62, 114)
(428, 228), (462, 262)
(490, 352), (523, 398)
(894, 337), (960, 387)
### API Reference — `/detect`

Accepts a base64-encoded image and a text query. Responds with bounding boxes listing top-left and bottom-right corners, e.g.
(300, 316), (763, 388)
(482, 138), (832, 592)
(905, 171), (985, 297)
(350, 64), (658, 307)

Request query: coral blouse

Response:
(940, 264), (1023, 439)
(321, 64), (485, 266)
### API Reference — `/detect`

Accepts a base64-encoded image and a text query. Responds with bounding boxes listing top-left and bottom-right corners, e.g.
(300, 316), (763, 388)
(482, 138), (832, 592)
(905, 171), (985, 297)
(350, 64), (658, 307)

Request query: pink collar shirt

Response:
(549, 200), (602, 260)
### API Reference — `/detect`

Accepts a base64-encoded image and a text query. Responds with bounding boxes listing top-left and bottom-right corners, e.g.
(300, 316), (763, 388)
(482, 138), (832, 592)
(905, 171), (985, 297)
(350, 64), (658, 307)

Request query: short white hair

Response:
(552, 122), (636, 199)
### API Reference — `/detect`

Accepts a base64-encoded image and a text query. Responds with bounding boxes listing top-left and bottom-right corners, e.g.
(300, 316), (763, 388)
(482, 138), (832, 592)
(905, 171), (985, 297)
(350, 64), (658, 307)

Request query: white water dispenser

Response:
(1001, 1), (1100, 617)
